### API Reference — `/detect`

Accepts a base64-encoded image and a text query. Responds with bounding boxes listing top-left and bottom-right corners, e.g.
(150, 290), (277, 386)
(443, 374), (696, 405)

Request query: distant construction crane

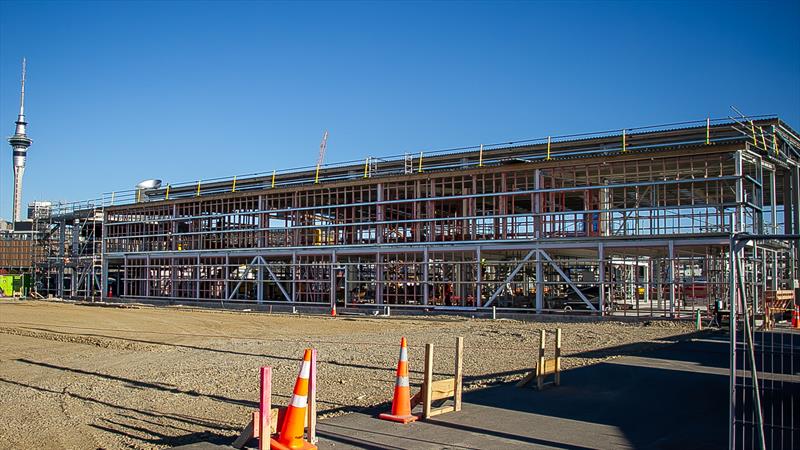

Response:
(315, 130), (329, 184)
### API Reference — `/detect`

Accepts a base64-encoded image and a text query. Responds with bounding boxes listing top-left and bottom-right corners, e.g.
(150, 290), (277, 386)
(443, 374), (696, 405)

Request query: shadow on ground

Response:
(312, 332), (730, 450)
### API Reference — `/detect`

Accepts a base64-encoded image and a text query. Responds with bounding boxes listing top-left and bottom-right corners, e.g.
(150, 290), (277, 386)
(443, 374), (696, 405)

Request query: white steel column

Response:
(100, 217), (108, 301)
(330, 251), (337, 309)
(598, 243), (605, 315)
(196, 254), (201, 300)
(475, 247), (481, 307)
(256, 256), (264, 304)
(224, 253), (230, 299)
(423, 247), (429, 305)
(122, 255), (128, 297)
(728, 236), (738, 450)
(535, 250), (543, 312)
(534, 169), (543, 313)
(376, 252), (383, 304)
(668, 241), (675, 317)
(291, 252), (297, 302)
(735, 151), (745, 232)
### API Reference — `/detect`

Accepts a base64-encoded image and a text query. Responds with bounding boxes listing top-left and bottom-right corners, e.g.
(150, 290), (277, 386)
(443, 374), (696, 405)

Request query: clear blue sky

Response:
(1, 1), (798, 219)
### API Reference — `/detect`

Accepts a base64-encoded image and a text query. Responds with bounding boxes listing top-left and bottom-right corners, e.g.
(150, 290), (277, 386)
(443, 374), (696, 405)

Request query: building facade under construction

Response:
(12, 117), (800, 318)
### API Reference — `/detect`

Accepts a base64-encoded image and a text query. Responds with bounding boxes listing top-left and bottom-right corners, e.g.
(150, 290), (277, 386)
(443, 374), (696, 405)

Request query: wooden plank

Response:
(515, 371), (535, 387)
(454, 336), (464, 412)
(429, 378), (455, 402)
(307, 348), (317, 444)
(555, 328), (562, 386)
(231, 417), (254, 449)
(252, 407), (306, 436)
(427, 406), (456, 418)
(542, 359), (557, 375)
(259, 367), (271, 450)
(410, 390), (423, 408)
(537, 330), (547, 390)
(423, 343), (433, 419)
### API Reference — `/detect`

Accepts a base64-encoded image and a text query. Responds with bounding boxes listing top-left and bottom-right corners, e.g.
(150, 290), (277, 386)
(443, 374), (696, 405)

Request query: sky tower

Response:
(8, 58), (32, 223)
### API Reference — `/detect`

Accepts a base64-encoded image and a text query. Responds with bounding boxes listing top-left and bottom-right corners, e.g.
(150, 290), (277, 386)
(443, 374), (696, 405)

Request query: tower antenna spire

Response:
(8, 57), (33, 223)
(19, 57), (26, 118)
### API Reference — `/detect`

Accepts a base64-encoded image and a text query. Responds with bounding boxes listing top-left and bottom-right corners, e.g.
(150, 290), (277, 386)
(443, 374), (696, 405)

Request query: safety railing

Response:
(41, 115), (779, 217)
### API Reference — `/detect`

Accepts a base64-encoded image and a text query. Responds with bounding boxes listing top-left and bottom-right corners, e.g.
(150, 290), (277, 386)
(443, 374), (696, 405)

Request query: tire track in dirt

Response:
(0, 327), (156, 352)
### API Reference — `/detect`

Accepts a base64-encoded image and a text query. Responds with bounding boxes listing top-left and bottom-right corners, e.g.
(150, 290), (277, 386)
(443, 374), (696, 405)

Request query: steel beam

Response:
(484, 248), (537, 307)
(228, 256), (259, 299)
(258, 256), (292, 302)
(539, 249), (597, 312)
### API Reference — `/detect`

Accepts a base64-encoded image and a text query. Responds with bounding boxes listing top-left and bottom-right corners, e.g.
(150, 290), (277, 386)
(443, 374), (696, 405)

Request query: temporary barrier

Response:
(516, 328), (562, 390)
(761, 290), (795, 330)
(232, 349), (318, 449)
(409, 336), (464, 419)
(379, 337), (418, 423)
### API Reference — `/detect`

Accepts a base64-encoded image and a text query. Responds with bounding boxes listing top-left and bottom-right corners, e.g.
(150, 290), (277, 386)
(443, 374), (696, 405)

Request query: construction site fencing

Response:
(730, 234), (800, 450)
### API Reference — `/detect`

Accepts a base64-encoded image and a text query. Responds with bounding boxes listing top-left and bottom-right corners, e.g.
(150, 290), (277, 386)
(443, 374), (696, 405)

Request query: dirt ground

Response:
(0, 300), (696, 450)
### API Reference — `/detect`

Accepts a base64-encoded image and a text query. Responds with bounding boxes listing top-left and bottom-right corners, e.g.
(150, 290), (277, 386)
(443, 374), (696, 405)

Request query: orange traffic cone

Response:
(793, 307), (799, 329)
(271, 349), (317, 450)
(330, 304), (337, 317)
(379, 337), (418, 424)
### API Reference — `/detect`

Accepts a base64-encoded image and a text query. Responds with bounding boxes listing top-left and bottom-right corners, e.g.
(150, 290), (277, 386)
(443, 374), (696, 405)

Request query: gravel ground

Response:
(0, 300), (697, 450)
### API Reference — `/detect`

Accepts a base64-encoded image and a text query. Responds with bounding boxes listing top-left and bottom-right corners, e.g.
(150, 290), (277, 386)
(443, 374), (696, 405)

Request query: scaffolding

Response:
(10, 116), (799, 319)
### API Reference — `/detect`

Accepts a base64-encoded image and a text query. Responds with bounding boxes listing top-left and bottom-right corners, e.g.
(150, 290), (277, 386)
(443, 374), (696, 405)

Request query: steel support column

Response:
(668, 241), (675, 317)
(330, 251), (337, 308)
(423, 247), (429, 306)
(598, 242), (605, 315)
(376, 252), (383, 304)
(535, 250), (543, 313)
(475, 247), (481, 307)
(291, 252), (297, 302)
(256, 256), (264, 304)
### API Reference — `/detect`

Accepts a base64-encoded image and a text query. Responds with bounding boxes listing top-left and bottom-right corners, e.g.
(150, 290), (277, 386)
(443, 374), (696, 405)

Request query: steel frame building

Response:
(24, 117), (800, 318)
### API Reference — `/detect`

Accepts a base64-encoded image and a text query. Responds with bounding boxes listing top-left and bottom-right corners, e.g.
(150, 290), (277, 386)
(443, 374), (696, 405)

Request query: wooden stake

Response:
(423, 343), (433, 419)
(454, 337), (463, 412)
(537, 329), (546, 390)
(259, 367), (271, 450)
(555, 328), (562, 386)
(307, 348), (317, 444)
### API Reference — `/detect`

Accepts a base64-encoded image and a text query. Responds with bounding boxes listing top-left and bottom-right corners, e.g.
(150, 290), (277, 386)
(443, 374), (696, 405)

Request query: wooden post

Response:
(259, 367), (271, 450)
(307, 348), (317, 444)
(423, 343), (434, 419)
(454, 337), (464, 412)
(537, 329), (546, 390)
(555, 328), (562, 386)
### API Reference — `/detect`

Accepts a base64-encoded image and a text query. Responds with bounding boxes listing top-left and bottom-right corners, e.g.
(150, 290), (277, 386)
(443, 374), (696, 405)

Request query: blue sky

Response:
(1, 1), (798, 219)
